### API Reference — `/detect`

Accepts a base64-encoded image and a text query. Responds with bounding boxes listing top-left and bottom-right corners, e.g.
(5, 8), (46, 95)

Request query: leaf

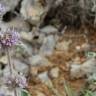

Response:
(85, 52), (96, 58)
(21, 89), (30, 96)
(64, 81), (76, 96)
(81, 90), (96, 96)
(83, 90), (94, 96)
(15, 44), (25, 52)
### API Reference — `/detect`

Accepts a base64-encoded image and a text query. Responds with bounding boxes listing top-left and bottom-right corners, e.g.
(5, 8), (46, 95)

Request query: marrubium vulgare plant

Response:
(0, 3), (28, 96)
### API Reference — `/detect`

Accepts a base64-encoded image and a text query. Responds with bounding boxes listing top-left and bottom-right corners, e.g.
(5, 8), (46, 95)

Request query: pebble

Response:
(49, 67), (59, 78)
(40, 25), (58, 34)
(38, 72), (50, 83)
(20, 0), (45, 25)
(3, 59), (28, 76)
(21, 31), (32, 42)
(0, 55), (8, 65)
(40, 35), (56, 56)
(29, 55), (51, 66)
(70, 58), (96, 79)
(0, 17), (31, 32)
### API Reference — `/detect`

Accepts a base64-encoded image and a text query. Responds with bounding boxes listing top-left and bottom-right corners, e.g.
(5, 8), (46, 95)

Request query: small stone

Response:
(13, 59), (28, 74)
(70, 64), (81, 79)
(0, 17), (31, 32)
(70, 58), (96, 79)
(81, 58), (96, 74)
(56, 40), (72, 51)
(75, 46), (81, 51)
(40, 25), (58, 34)
(38, 72), (50, 83)
(0, 55), (8, 65)
(29, 55), (51, 66)
(3, 59), (28, 76)
(21, 32), (32, 42)
(40, 35), (56, 56)
(49, 67), (59, 78)
(20, 0), (45, 25)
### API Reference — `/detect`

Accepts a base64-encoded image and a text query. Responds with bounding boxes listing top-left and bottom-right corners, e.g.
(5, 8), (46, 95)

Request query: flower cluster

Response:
(16, 73), (27, 88)
(0, 28), (20, 48)
(5, 73), (27, 89)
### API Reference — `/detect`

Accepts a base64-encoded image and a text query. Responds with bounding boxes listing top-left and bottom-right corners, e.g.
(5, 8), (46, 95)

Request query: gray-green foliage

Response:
(81, 90), (96, 96)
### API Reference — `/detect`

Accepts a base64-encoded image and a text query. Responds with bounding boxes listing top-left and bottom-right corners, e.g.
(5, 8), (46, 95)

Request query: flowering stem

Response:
(6, 48), (13, 75)
(14, 88), (17, 96)
(6, 48), (18, 96)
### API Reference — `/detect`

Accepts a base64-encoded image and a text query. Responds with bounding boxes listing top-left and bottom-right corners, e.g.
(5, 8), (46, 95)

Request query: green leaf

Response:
(21, 89), (30, 96)
(85, 91), (93, 96)
(83, 90), (93, 96)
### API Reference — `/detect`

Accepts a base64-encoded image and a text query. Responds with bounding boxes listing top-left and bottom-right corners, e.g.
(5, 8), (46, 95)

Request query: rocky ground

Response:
(0, 0), (96, 96)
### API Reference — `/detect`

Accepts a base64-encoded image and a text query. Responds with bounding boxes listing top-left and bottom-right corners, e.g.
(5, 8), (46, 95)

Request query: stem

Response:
(6, 48), (13, 75)
(6, 48), (18, 96)
(14, 88), (18, 96)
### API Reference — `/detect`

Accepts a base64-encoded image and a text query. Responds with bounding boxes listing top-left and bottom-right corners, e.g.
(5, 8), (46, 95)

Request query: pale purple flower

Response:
(5, 75), (15, 86)
(5, 73), (27, 88)
(15, 74), (27, 88)
(0, 28), (20, 47)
